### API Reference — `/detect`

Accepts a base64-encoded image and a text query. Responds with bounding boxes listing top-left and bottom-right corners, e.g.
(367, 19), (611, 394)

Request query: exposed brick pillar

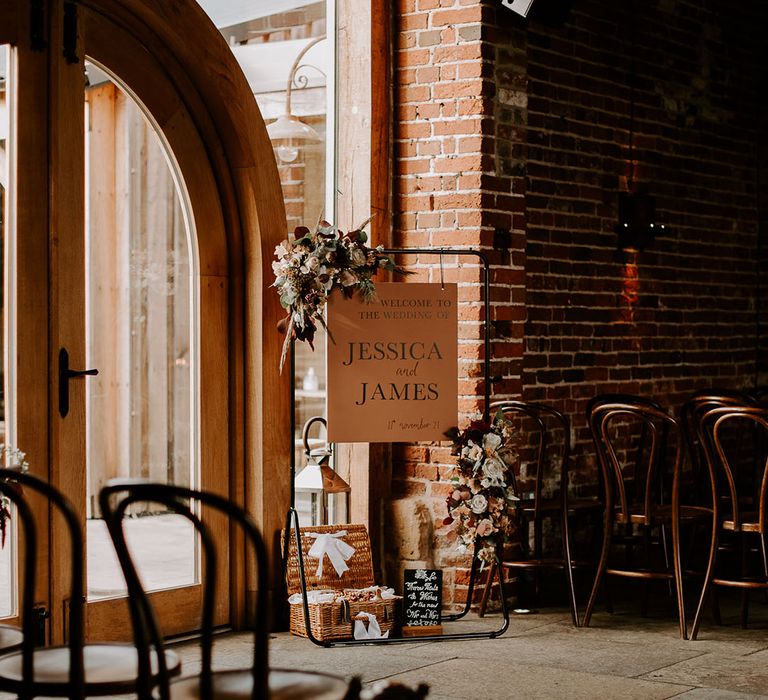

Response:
(389, 0), (527, 608)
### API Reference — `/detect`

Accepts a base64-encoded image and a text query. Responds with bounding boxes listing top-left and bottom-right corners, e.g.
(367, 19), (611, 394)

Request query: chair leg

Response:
(760, 533), (768, 604)
(672, 514), (687, 639)
(604, 575), (614, 614)
(477, 560), (497, 618)
(712, 587), (722, 626)
(583, 511), (612, 628)
(740, 535), (749, 629)
(660, 522), (674, 600)
(690, 521), (719, 640)
(561, 509), (579, 627)
(640, 526), (651, 618)
(740, 591), (750, 629)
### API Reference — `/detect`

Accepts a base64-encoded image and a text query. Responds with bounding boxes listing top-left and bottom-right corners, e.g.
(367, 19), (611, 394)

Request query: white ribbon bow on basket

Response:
(306, 531), (355, 578)
(353, 612), (389, 640)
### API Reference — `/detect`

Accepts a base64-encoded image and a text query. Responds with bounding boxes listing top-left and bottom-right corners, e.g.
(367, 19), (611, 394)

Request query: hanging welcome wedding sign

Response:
(327, 282), (458, 443)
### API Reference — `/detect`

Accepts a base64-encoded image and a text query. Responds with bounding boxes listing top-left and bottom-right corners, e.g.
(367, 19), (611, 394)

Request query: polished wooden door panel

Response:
(1, 0), (231, 642)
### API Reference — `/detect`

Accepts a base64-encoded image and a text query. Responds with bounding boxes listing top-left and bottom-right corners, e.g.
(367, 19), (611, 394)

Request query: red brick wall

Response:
(390, 0), (529, 608)
(521, 0), (765, 477)
(387, 0), (765, 608)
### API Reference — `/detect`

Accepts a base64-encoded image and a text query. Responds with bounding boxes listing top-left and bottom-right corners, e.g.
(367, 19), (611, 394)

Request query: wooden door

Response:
(0, 0), (232, 643)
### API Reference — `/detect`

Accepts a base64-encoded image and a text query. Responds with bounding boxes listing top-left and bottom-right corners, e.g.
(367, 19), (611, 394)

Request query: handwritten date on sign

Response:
(403, 569), (443, 627)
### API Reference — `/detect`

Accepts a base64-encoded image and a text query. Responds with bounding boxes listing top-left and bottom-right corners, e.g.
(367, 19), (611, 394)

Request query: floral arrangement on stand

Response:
(272, 220), (410, 369)
(0, 444), (30, 549)
(443, 410), (519, 565)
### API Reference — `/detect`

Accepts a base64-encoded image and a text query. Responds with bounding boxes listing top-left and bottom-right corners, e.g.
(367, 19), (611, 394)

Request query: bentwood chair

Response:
(690, 406), (768, 639)
(581, 399), (709, 639)
(99, 480), (351, 700)
(680, 389), (754, 498)
(477, 401), (600, 626)
(0, 469), (180, 699)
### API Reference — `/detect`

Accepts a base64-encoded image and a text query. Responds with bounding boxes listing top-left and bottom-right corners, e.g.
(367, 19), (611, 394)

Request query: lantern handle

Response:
(302, 416), (328, 455)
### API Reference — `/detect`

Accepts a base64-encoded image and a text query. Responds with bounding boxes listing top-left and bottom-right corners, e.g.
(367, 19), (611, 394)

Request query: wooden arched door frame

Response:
(80, 0), (293, 617)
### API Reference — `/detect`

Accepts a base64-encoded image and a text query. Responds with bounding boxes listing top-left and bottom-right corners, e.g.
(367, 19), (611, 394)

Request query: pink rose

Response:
(476, 519), (495, 537)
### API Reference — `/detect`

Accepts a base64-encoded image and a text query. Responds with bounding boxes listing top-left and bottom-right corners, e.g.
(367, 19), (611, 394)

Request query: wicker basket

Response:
(283, 523), (401, 641)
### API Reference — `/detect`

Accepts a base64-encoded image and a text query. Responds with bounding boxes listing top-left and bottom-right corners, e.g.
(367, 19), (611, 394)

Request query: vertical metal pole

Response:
(289, 339), (296, 509)
(480, 251), (491, 422)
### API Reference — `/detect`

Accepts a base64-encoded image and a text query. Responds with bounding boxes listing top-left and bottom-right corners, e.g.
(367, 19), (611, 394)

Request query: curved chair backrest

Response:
(0, 468), (86, 698)
(489, 400), (570, 517)
(680, 389), (753, 479)
(587, 400), (681, 524)
(98, 480), (269, 700)
(587, 394), (667, 511)
(698, 406), (768, 532)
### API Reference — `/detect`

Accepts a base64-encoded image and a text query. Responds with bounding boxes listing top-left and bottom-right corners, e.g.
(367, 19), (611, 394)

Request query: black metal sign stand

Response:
(281, 248), (510, 646)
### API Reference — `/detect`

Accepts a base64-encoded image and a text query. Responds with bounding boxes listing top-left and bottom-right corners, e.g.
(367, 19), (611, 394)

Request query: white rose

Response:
(470, 494), (488, 514)
(275, 241), (291, 258)
(483, 456), (506, 483)
(476, 519), (495, 537)
(463, 442), (482, 462)
(483, 432), (502, 454)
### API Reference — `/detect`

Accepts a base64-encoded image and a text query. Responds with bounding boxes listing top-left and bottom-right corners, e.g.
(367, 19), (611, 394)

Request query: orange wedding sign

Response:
(327, 283), (458, 443)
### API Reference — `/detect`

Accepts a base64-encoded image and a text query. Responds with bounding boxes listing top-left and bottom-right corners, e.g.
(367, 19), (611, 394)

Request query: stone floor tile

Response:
(377, 658), (692, 700)
(640, 652), (768, 696)
(674, 689), (768, 700)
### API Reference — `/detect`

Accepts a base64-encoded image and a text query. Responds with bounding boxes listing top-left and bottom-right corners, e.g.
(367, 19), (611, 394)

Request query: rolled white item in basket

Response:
(287, 590), (337, 605)
(306, 531), (355, 578)
(357, 585), (396, 600)
(353, 612), (389, 640)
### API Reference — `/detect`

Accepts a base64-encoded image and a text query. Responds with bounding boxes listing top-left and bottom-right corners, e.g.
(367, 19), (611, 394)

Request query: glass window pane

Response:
(196, 1), (333, 526)
(84, 60), (199, 600)
(0, 44), (13, 619)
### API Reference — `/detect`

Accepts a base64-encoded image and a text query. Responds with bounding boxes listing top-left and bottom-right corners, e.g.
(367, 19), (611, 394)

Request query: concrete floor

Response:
(168, 601), (768, 699)
(4, 516), (768, 698)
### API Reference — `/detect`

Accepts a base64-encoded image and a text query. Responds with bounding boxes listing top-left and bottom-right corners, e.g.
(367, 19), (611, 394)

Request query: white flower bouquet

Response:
(444, 411), (518, 564)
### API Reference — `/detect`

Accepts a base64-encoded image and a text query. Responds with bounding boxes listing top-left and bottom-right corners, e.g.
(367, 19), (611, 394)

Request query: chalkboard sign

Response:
(402, 569), (443, 635)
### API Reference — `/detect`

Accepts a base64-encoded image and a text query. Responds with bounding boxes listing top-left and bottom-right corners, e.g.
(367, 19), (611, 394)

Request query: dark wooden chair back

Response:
(680, 389), (753, 487)
(99, 480), (269, 700)
(489, 400), (570, 543)
(480, 400), (591, 626)
(690, 405), (768, 638)
(699, 406), (768, 532)
(587, 397), (681, 525)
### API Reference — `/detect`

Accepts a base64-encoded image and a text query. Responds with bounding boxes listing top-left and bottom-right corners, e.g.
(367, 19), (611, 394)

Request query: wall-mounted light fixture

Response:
(615, 1), (665, 251)
(615, 191), (664, 251)
(266, 35), (325, 164)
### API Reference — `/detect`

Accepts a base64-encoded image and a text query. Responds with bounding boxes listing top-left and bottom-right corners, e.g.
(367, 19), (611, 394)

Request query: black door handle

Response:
(59, 348), (98, 418)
